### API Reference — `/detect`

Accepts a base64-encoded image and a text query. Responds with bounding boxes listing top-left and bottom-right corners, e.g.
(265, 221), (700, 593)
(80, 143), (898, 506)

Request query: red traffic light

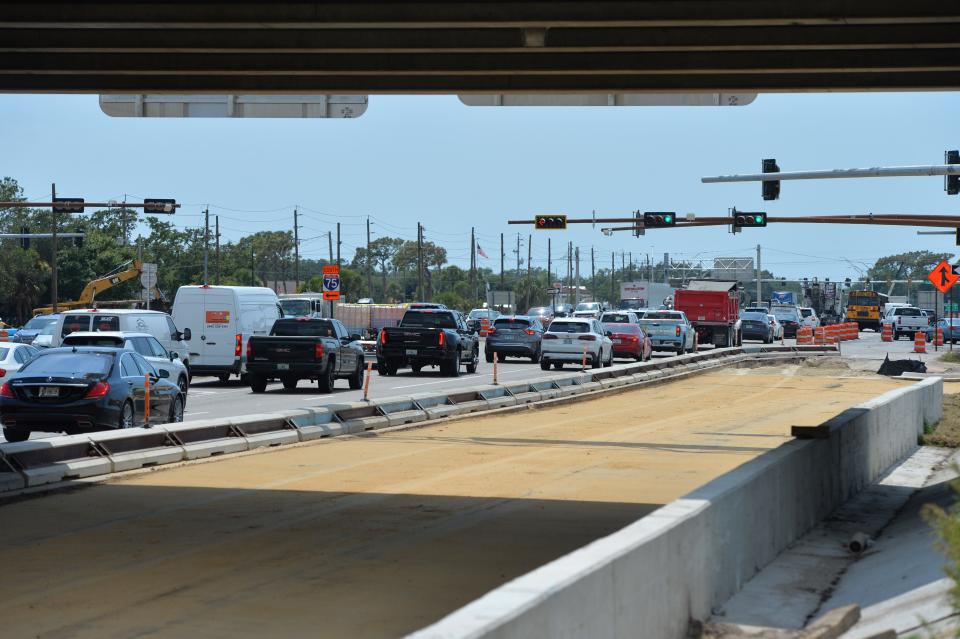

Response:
(534, 214), (567, 230)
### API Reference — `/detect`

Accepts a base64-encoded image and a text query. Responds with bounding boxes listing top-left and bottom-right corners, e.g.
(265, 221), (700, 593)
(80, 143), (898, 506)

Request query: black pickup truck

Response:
(377, 309), (480, 377)
(246, 318), (365, 393)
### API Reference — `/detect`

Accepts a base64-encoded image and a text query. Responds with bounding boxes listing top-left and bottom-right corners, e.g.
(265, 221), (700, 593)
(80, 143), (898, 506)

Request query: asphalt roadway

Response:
(0, 368), (902, 639)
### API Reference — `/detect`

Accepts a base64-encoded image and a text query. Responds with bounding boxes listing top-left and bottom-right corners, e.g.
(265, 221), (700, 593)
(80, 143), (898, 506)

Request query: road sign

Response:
(322, 265), (341, 301)
(928, 260), (959, 294)
(139, 262), (158, 290)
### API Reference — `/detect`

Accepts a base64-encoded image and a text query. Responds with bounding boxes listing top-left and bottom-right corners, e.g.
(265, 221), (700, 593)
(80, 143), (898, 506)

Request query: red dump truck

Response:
(673, 280), (741, 348)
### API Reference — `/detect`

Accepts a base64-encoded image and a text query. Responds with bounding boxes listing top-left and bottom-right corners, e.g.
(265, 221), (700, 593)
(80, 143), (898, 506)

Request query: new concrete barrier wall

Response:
(411, 377), (943, 639)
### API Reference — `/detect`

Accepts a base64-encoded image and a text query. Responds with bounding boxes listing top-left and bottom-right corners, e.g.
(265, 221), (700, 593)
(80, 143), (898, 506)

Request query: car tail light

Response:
(487, 327), (496, 335)
(438, 331), (445, 346)
(235, 333), (242, 357)
(525, 329), (537, 336)
(630, 336), (639, 343)
(675, 326), (681, 336)
(315, 342), (325, 360)
(380, 330), (387, 344)
(84, 381), (110, 399)
(246, 340), (253, 360)
(0, 382), (12, 398)
(0, 368), (6, 378)
(543, 334), (558, 340)
(578, 334), (597, 341)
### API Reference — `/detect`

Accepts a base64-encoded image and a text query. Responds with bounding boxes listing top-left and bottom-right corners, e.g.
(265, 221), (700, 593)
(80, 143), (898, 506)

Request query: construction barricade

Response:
(914, 331), (927, 353)
(881, 323), (893, 342)
(479, 317), (491, 337)
(796, 326), (813, 345)
(935, 326), (945, 347)
(814, 327), (826, 345)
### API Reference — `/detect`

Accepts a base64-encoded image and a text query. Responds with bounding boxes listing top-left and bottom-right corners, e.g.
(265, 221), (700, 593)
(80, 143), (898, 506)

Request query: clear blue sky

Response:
(2, 92), (958, 280)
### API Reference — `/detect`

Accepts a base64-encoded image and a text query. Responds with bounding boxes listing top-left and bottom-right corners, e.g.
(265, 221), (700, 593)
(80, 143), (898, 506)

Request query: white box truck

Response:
(172, 285), (281, 382)
(619, 282), (674, 311)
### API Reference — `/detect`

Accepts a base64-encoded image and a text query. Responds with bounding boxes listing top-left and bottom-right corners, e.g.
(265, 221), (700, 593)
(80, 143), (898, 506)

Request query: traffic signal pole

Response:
(51, 183), (58, 313)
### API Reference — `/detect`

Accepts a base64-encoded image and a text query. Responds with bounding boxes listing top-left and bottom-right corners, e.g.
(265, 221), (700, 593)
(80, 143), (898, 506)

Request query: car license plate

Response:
(406, 349), (418, 356)
(614, 339), (623, 344)
(563, 338), (572, 344)
(501, 335), (514, 341)
(39, 387), (59, 398)
(277, 363), (290, 371)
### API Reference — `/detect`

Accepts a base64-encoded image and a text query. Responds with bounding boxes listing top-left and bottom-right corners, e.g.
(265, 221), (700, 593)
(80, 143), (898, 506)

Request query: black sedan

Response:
(0, 347), (184, 442)
(739, 311), (774, 343)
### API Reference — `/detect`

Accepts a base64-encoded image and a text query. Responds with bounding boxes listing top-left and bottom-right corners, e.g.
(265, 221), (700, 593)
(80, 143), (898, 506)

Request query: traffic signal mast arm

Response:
(594, 214), (960, 234)
(701, 164), (960, 183)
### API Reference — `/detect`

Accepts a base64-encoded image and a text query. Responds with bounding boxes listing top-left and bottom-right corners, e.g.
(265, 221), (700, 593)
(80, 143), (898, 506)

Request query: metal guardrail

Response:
(0, 344), (836, 495)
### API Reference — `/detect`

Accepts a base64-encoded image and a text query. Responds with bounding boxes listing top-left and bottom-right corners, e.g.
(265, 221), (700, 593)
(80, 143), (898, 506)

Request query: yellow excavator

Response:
(33, 260), (167, 315)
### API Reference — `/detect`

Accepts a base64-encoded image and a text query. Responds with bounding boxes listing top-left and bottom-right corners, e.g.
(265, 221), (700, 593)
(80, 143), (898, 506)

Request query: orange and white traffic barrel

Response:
(914, 331), (927, 353)
(935, 326), (945, 347)
(881, 323), (893, 342)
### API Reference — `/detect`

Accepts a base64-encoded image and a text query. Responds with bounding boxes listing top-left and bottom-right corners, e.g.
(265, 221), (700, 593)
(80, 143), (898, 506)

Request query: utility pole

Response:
(526, 234), (532, 280)
(611, 252), (616, 304)
(500, 232), (505, 289)
(664, 252), (670, 285)
(203, 206), (209, 285)
(591, 247), (596, 301)
(417, 222), (423, 301)
(547, 238), (552, 286)
(628, 252), (633, 281)
(336, 222), (341, 269)
(574, 247), (581, 305)
(327, 231), (334, 264)
(756, 244), (762, 305)
(366, 216), (372, 298)
(293, 206), (300, 291)
(470, 226), (476, 302)
(50, 183), (58, 313)
(215, 216), (221, 285)
(251, 244), (256, 286)
(516, 233), (522, 279)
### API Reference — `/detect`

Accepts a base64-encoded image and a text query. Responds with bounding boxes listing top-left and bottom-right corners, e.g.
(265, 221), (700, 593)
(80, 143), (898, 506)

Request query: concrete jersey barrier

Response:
(410, 377), (942, 639)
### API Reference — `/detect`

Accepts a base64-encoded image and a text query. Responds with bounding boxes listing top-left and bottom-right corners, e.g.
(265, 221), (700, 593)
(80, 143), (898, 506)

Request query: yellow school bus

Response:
(846, 290), (889, 331)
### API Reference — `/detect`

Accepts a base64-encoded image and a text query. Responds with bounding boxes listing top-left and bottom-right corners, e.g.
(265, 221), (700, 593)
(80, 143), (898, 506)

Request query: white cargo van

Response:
(52, 309), (191, 369)
(172, 285), (282, 381)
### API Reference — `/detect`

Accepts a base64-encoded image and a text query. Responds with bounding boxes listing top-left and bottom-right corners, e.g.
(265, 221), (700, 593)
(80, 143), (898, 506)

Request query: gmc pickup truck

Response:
(637, 310), (697, 354)
(881, 306), (931, 341)
(245, 318), (365, 393)
(377, 309), (480, 376)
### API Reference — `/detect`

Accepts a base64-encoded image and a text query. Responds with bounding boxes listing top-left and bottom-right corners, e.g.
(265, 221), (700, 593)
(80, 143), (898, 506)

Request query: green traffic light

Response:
(754, 215), (763, 224)
(664, 216), (672, 223)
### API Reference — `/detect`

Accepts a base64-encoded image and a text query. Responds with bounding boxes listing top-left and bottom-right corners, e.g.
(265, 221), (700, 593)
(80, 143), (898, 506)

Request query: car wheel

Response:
(553, 362), (564, 370)
(678, 344), (686, 356)
(411, 364), (422, 375)
(892, 330), (899, 341)
(2, 427), (29, 442)
(348, 360), (364, 390)
(465, 351), (479, 374)
(485, 350), (494, 363)
(540, 359), (551, 371)
(318, 360), (336, 393)
(447, 351), (461, 377)
(167, 395), (184, 424)
(177, 375), (189, 397)
(591, 353), (602, 369)
(282, 376), (298, 390)
(530, 346), (541, 364)
(217, 373), (230, 384)
(119, 401), (135, 429)
(607, 349), (614, 366)
(250, 375), (267, 393)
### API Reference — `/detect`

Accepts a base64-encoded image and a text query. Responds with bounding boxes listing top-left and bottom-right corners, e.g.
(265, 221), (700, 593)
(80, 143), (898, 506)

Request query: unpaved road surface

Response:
(0, 367), (901, 639)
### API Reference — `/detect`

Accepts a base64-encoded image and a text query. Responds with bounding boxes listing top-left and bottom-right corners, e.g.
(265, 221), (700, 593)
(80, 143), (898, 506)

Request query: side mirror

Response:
(182, 328), (192, 341)
(169, 352), (176, 361)
(157, 369), (170, 379)
(350, 333), (362, 342)
(340, 336), (351, 344)
(605, 331), (613, 337)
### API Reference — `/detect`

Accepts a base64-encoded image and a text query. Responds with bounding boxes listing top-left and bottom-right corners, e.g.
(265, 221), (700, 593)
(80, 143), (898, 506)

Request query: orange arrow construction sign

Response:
(928, 260), (959, 294)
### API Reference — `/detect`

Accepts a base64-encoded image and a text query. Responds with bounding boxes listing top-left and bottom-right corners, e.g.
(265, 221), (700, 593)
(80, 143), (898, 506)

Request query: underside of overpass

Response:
(2, 1), (960, 94)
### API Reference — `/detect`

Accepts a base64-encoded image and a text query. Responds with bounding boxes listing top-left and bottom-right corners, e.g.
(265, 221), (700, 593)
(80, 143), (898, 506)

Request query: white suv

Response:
(799, 307), (819, 328)
(540, 318), (613, 370)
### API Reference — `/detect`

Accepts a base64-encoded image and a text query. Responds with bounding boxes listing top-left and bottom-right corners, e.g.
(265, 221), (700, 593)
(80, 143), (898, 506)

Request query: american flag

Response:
(476, 243), (488, 259)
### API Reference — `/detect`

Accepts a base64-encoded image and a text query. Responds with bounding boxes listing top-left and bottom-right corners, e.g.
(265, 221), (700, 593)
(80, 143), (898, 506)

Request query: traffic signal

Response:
(955, 226), (960, 246)
(534, 214), (567, 230)
(73, 226), (84, 248)
(643, 212), (676, 228)
(762, 158), (780, 201)
(144, 198), (177, 214)
(19, 226), (29, 250)
(732, 210), (767, 229)
(947, 150), (959, 196)
(52, 197), (84, 214)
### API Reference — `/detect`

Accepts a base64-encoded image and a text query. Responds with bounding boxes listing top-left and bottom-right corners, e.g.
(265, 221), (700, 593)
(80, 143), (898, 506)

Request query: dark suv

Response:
(485, 316), (546, 363)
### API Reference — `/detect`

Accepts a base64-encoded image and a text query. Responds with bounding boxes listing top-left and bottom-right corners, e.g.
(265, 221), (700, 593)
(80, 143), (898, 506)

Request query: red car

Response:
(602, 322), (652, 361)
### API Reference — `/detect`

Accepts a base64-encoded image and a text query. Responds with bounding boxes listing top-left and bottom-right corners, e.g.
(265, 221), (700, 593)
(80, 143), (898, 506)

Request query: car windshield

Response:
(619, 300), (643, 310)
(527, 307), (550, 316)
(600, 313), (633, 323)
(402, 311), (457, 329)
(64, 335), (124, 347)
(493, 318), (531, 329)
(549, 322), (591, 334)
(603, 323), (639, 334)
(280, 300), (312, 316)
(272, 320), (338, 337)
(741, 312), (768, 322)
(643, 312), (683, 321)
(23, 316), (57, 330)
(772, 310), (799, 321)
(575, 303), (599, 311)
(800, 309), (812, 317)
(20, 352), (113, 377)
(894, 307), (922, 316)
(468, 309), (495, 319)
